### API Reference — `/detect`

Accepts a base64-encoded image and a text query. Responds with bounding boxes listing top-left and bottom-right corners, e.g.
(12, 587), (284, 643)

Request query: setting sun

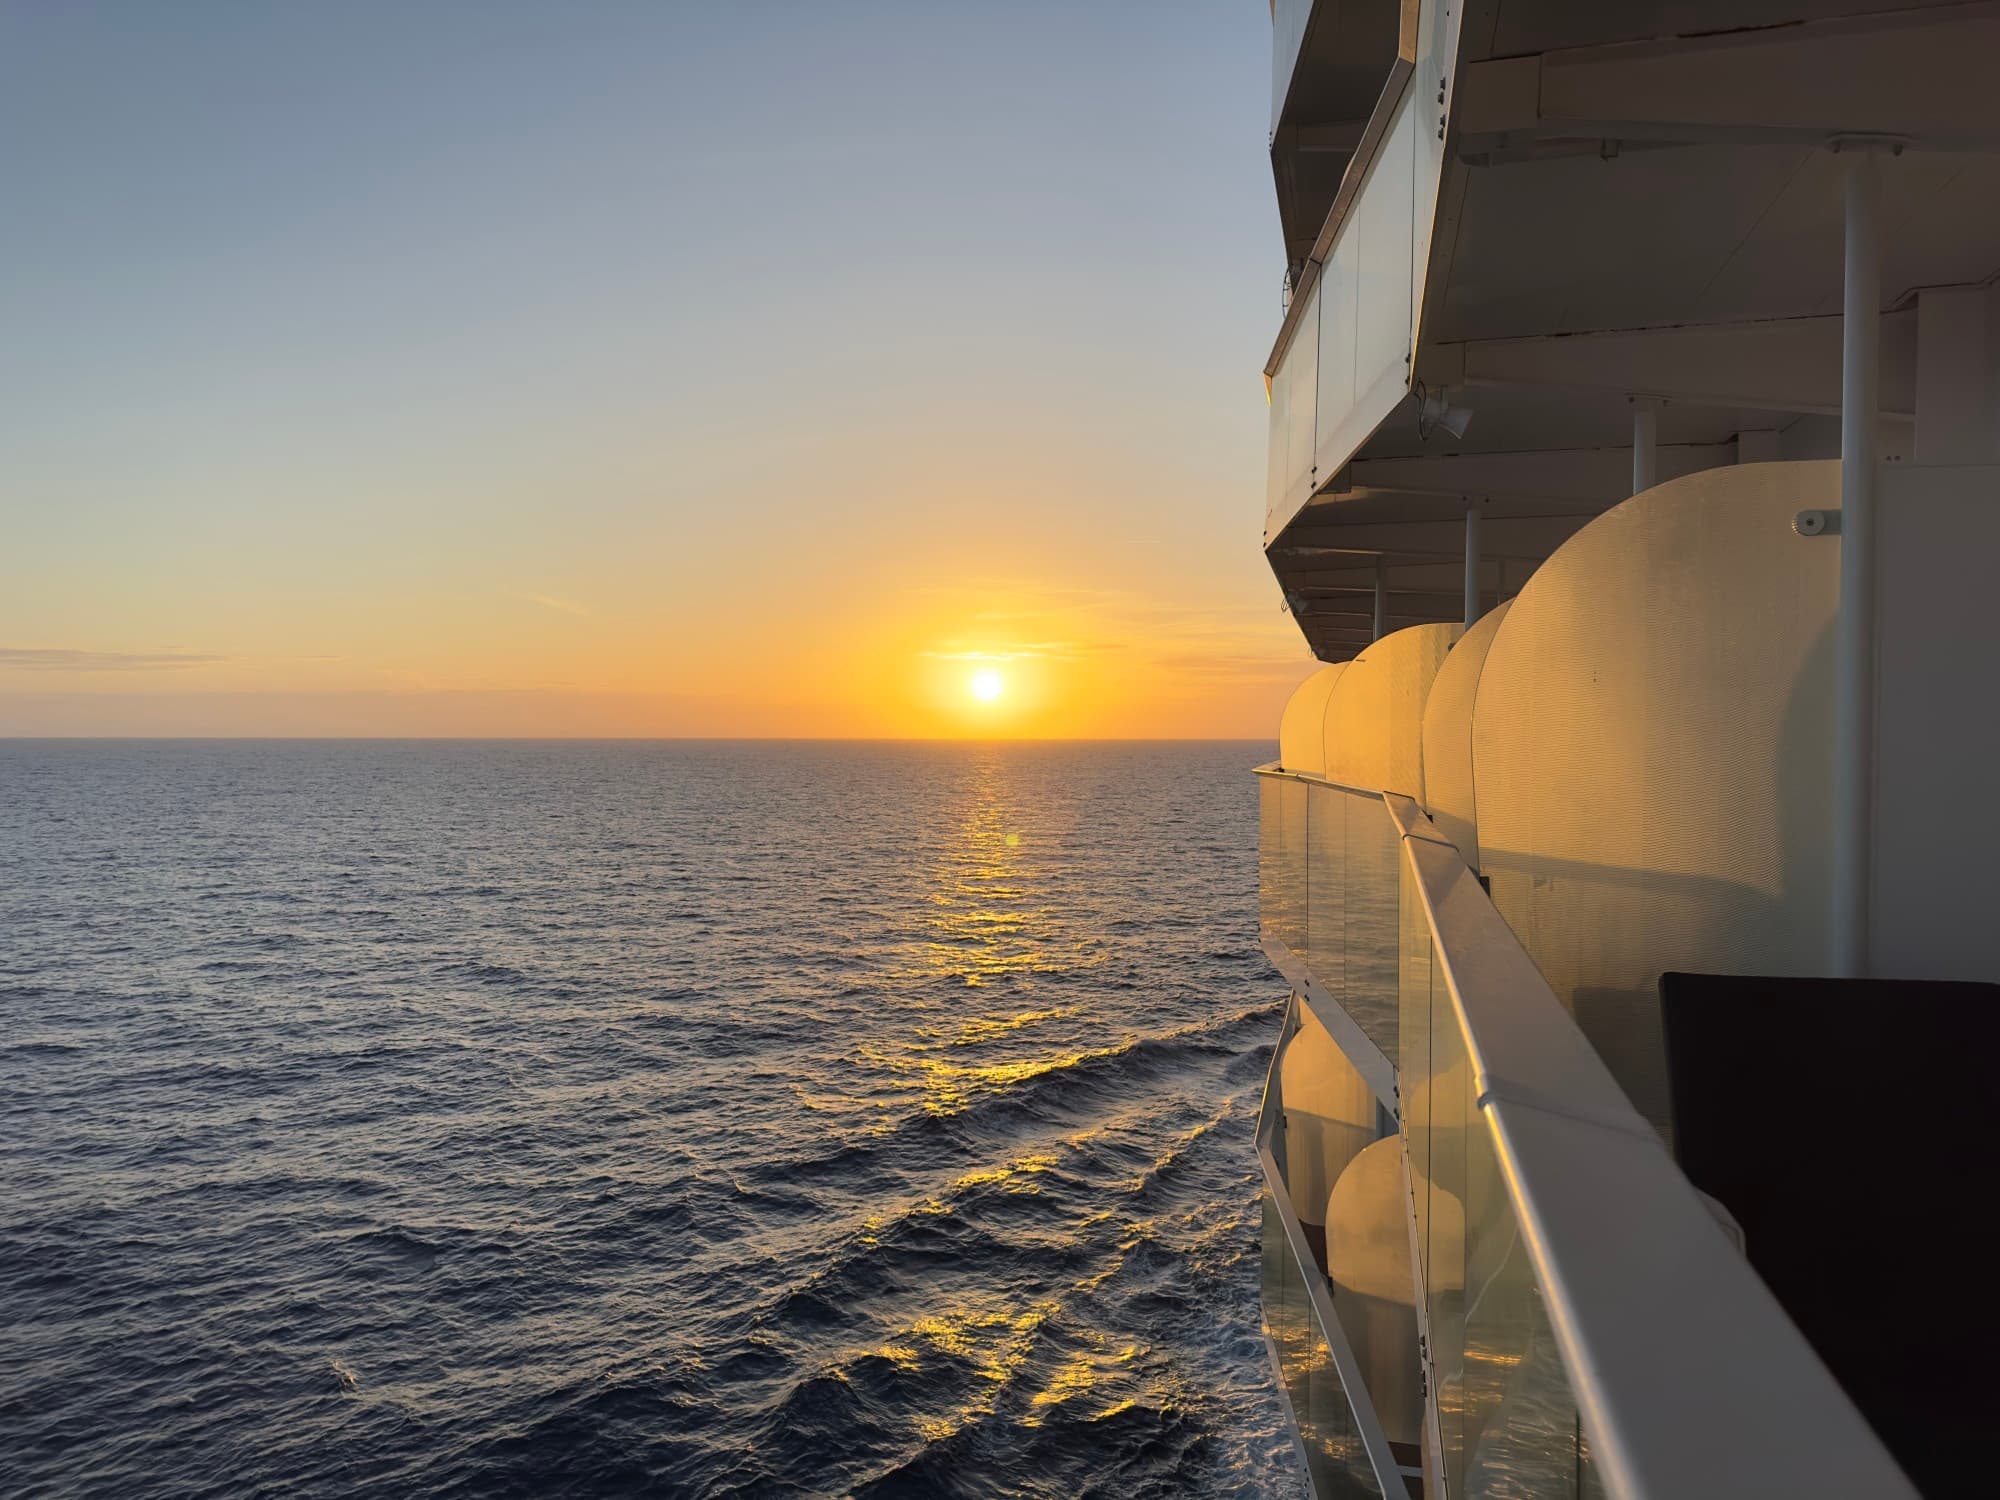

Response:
(970, 669), (1005, 702)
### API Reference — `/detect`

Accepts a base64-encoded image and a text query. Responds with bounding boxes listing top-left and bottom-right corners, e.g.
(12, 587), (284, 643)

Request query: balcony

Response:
(1266, 0), (1454, 543)
(1268, 2), (1408, 276)
(1254, 764), (1915, 1499)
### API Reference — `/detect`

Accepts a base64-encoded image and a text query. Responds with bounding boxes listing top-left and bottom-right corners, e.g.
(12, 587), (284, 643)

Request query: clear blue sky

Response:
(0, 2), (1309, 736)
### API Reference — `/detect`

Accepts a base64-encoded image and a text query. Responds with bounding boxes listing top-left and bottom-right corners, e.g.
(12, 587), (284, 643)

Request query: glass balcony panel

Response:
(1327, 1137), (1425, 1454)
(1288, 280), (1321, 499)
(1341, 790), (1401, 1061)
(1266, 342), (1293, 538)
(1425, 958), (1471, 1494)
(1306, 88), (1418, 491)
(1396, 855), (1434, 1291)
(1307, 1337), (1388, 1500)
(1261, 776), (1312, 957)
(1260, 774), (1284, 943)
(1316, 228), (1358, 463)
(1306, 781), (1349, 994)
(1282, 1003), (1380, 1268)
(1459, 1125), (1587, 1498)
(1264, 1186), (1388, 1500)
(1579, 1421), (1606, 1499)
(1282, 777), (1310, 955)
(1352, 99), (1415, 414)
(1267, 284), (1321, 537)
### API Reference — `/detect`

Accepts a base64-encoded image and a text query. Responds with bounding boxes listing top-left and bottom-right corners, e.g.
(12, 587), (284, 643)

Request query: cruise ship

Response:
(1251, 4), (1999, 1496)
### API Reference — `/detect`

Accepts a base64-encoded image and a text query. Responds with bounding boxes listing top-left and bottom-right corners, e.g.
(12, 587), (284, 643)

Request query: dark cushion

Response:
(1660, 971), (2000, 1497)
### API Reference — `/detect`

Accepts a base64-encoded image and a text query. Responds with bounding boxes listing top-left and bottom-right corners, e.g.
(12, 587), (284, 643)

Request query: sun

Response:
(970, 669), (1005, 702)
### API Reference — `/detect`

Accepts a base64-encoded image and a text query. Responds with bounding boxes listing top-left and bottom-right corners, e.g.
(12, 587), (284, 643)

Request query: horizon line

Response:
(0, 734), (1276, 744)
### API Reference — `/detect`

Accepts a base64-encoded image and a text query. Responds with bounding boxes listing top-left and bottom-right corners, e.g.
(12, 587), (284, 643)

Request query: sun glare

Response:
(970, 669), (1005, 703)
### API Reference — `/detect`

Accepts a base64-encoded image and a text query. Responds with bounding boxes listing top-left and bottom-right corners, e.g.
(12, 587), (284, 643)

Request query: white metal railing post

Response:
(1631, 401), (1658, 494)
(1833, 144), (1882, 978)
(1463, 503), (1483, 628)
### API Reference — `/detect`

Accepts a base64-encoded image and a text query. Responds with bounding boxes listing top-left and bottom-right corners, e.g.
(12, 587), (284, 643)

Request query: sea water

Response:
(0, 740), (1301, 1498)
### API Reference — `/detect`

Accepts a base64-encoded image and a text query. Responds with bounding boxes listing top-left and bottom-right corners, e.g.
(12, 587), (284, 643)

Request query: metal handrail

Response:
(1378, 793), (1917, 1500)
(1252, 760), (1383, 801)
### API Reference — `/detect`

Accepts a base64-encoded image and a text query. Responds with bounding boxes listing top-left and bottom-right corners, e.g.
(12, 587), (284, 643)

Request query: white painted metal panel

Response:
(1872, 463), (2000, 982)
(1322, 620), (1461, 798)
(1470, 461), (1841, 1129)
(1280, 662), (1347, 775)
(1419, 601), (1512, 866)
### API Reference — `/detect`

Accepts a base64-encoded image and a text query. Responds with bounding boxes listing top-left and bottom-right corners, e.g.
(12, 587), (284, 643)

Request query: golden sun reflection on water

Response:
(785, 756), (1201, 1452)
(859, 1299), (1170, 1444)
(915, 766), (1055, 988)
(846, 760), (1120, 1120)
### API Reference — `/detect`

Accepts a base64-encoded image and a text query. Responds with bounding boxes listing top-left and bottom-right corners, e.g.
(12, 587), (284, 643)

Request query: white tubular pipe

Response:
(1463, 506), (1482, 628)
(1632, 403), (1658, 494)
(1373, 557), (1388, 641)
(1833, 148), (1880, 978)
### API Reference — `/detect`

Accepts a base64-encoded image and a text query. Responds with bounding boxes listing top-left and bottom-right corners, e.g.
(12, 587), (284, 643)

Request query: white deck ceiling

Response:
(1267, 0), (2000, 660)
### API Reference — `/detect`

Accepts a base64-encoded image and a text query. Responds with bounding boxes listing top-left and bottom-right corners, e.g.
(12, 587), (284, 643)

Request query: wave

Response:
(0, 739), (1296, 1499)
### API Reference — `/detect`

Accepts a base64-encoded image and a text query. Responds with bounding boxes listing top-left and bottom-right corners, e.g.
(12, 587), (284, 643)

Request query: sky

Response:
(0, 2), (1314, 738)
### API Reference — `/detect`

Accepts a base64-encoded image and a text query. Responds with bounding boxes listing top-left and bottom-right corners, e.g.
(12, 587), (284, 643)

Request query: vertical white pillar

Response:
(1463, 505), (1482, 629)
(1373, 557), (1388, 641)
(1832, 147), (1880, 978)
(1632, 402), (1658, 494)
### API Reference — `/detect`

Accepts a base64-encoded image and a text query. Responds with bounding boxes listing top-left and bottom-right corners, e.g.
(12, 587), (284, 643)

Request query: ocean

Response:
(0, 740), (1301, 1499)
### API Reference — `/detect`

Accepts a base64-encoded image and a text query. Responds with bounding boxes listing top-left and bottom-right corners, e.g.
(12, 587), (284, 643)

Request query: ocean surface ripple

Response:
(0, 740), (1301, 1499)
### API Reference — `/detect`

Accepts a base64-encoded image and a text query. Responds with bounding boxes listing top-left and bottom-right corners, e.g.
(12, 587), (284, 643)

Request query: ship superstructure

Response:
(1253, 4), (2000, 1496)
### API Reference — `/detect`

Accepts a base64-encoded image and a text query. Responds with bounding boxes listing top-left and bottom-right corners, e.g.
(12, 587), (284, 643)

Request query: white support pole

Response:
(1373, 557), (1388, 641)
(1832, 147), (1880, 978)
(1631, 402), (1658, 495)
(1463, 505), (1482, 629)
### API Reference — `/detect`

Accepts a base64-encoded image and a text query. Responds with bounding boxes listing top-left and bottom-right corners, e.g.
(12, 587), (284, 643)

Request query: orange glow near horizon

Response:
(0, 575), (1320, 739)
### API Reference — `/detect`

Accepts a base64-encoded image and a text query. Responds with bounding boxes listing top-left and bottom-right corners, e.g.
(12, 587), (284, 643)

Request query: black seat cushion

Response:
(1660, 971), (2000, 1497)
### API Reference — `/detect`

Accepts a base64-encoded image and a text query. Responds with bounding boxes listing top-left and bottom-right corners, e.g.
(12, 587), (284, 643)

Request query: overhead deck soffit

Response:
(1471, 0), (1953, 56)
(1434, 148), (2000, 344)
(1264, 0), (2000, 661)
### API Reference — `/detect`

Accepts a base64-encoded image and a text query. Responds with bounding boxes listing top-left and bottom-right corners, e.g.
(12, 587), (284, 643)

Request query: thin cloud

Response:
(0, 647), (224, 672)
(517, 593), (593, 618)
(921, 639), (1109, 664)
(1153, 650), (1315, 681)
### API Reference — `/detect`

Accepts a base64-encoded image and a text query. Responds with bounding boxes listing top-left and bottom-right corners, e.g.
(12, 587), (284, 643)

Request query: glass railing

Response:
(1258, 996), (1413, 1499)
(1265, 0), (1466, 541)
(1255, 767), (1917, 1500)
(1257, 769), (1402, 1065)
(1398, 849), (1602, 1499)
(1264, 1190), (1390, 1500)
